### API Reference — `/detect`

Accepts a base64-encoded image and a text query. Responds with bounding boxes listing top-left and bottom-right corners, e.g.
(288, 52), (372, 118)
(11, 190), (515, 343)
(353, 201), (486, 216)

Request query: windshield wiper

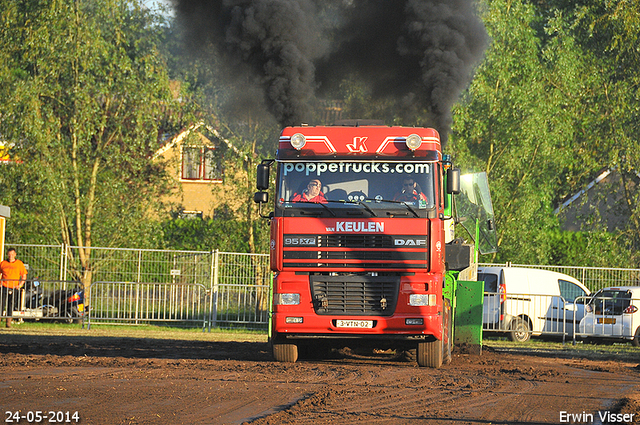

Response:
(289, 200), (336, 217)
(323, 200), (377, 217)
(356, 201), (377, 217)
(363, 198), (420, 218)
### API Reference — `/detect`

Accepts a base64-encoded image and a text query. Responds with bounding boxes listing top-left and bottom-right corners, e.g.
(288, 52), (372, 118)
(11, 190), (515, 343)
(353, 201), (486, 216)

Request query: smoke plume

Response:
(172, 0), (488, 141)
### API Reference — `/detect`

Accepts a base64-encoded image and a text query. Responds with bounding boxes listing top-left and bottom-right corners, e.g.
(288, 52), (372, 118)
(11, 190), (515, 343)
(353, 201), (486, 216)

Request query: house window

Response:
(182, 147), (222, 181)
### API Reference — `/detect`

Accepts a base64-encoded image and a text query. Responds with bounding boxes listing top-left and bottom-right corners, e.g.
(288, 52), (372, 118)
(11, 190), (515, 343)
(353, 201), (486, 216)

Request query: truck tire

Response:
(417, 339), (443, 368)
(632, 327), (640, 347)
(271, 337), (299, 363)
(402, 348), (417, 362)
(509, 317), (531, 343)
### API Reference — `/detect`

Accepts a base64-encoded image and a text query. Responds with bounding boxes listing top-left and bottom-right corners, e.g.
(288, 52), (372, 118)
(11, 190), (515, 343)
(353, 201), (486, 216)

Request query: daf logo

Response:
(394, 238), (427, 246)
(347, 137), (368, 153)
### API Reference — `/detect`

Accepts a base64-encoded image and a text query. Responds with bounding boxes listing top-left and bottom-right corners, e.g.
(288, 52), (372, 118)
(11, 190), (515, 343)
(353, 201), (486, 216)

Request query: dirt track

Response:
(0, 331), (639, 424)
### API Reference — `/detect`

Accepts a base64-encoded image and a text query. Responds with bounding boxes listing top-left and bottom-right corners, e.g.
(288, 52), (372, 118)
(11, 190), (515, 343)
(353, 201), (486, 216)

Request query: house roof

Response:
(553, 168), (612, 215)
(153, 122), (246, 161)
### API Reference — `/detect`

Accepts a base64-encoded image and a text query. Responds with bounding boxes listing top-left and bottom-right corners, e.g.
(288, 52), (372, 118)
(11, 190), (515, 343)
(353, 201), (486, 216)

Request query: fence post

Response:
(135, 250), (142, 324)
(210, 249), (219, 330)
(59, 243), (68, 282)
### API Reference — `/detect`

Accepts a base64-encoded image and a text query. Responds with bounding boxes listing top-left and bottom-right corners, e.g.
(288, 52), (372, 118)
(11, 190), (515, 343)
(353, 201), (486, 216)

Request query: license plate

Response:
(597, 317), (616, 325)
(336, 320), (373, 329)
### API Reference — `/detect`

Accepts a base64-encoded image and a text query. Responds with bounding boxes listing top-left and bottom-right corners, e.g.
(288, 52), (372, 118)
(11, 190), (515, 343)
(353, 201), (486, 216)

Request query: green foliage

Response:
(161, 210), (269, 253)
(1, 0), (639, 269)
(451, 0), (640, 267)
(0, 0), (181, 251)
(545, 229), (634, 267)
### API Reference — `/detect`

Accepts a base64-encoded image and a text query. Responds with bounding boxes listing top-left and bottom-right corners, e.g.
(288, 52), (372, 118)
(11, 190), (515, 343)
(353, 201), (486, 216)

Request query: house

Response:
(154, 122), (248, 218)
(555, 168), (639, 232)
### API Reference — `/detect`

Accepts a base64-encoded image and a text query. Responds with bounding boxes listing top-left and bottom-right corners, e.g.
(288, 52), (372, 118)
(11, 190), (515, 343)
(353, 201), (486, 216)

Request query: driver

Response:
(291, 179), (327, 203)
(393, 178), (427, 203)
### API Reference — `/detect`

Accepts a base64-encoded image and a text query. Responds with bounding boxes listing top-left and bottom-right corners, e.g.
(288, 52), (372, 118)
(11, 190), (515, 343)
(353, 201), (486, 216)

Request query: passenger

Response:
(393, 178), (427, 203)
(291, 179), (327, 203)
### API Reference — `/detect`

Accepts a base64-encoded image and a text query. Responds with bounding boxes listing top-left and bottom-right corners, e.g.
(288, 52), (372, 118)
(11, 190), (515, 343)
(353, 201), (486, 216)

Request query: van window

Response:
(558, 280), (587, 302)
(478, 273), (498, 293)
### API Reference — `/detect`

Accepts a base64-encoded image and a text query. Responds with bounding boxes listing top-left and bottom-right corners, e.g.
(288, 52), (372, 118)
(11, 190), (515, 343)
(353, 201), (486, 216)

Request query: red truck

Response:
(254, 123), (472, 368)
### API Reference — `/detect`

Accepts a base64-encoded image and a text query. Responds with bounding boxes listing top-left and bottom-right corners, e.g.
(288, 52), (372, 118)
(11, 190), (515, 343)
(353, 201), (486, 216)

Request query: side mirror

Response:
(256, 163), (270, 191)
(254, 191), (268, 204)
(447, 168), (460, 195)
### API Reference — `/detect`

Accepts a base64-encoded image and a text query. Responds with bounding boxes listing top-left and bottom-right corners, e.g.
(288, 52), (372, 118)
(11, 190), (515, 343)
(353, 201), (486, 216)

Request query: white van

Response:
(478, 267), (591, 342)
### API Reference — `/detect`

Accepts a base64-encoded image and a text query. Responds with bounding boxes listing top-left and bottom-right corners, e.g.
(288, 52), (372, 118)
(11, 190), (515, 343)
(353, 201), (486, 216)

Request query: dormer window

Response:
(181, 147), (222, 181)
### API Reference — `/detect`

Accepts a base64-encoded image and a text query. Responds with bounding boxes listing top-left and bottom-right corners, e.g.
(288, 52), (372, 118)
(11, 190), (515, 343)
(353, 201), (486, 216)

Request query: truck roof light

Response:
(405, 134), (422, 151)
(290, 133), (306, 150)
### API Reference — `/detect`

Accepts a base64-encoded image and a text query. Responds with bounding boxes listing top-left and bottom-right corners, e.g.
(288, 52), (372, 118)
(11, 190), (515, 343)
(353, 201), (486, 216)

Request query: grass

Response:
(2, 323), (637, 362)
(0, 321), (268, 343)
(484, 335), (640, 363)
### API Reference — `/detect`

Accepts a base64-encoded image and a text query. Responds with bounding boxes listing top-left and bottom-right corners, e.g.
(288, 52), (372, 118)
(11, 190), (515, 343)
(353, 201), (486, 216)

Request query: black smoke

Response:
(171, 0), (488, 141)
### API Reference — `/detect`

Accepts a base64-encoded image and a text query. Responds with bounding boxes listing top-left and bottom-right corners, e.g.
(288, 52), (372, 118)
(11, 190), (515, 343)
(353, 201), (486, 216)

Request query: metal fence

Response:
(4, 244), (640, 336)
(6, 244), (270, 329)
(572, 295), (640, 344)
(86, 281), (211, 329)
(479, 263), (640, 293)
(483, 293), (571, 335)
(479, 264), (640, 341)
(482, 292), (586, 343)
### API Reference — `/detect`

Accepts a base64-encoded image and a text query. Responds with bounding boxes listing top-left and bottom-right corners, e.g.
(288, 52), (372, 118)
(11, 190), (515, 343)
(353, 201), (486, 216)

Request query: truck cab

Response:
(255, 124), (469, 367)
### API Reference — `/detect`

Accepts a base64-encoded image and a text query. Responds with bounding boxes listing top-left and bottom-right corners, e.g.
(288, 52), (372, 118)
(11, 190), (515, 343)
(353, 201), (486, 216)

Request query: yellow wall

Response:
(155, 130), (248, 218)
(0, 217), (4, 261)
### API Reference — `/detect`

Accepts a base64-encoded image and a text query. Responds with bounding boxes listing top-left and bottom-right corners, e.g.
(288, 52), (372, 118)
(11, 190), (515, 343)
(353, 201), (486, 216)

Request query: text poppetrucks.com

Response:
(560, 410), (636, 424)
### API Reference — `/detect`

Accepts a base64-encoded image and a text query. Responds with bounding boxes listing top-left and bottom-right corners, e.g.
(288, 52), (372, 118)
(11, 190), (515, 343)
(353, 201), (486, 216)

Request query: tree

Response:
(450, 0), (640, 266)
(450, 0), (566, 263)
(0, 0), (181, 289)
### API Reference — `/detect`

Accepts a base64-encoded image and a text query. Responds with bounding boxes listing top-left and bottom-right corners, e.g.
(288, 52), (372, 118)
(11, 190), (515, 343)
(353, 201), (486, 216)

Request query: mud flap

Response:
(454, 280), (484, 355)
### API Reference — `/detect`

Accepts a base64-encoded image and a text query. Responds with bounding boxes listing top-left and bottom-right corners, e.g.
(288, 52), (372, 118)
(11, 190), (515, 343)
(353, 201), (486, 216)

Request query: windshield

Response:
(457, 172), (498, 255)
(589, 289), (632, 315)
(276, 161), (436, 217)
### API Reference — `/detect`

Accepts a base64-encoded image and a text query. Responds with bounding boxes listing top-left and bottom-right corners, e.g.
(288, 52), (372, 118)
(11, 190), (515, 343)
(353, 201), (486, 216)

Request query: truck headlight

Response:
(405, 134), (422, 151)
(409, 294), (437, 306)
(275, 293), (301, 305)
(290, 133), (306, 150)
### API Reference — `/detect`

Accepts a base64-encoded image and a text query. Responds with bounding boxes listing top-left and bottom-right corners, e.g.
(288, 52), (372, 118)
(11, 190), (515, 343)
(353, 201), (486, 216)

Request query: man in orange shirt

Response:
(1, 248), (28, 327)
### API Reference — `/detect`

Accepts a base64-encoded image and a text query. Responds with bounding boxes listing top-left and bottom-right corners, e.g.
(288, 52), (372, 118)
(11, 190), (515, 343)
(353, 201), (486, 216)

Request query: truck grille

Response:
(282, 233), (429, 269)
(310, 275), (400, 316)
(319, 234), (394, 248)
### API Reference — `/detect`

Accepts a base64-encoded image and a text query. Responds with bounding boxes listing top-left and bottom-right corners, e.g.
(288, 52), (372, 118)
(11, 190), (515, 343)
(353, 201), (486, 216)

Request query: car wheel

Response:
(509, 318), (531, 343)
(632, 327), (640, 348)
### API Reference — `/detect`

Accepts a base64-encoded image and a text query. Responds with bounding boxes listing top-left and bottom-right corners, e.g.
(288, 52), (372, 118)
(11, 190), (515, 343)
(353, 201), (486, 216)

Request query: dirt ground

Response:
(0, 330), (639, 425)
